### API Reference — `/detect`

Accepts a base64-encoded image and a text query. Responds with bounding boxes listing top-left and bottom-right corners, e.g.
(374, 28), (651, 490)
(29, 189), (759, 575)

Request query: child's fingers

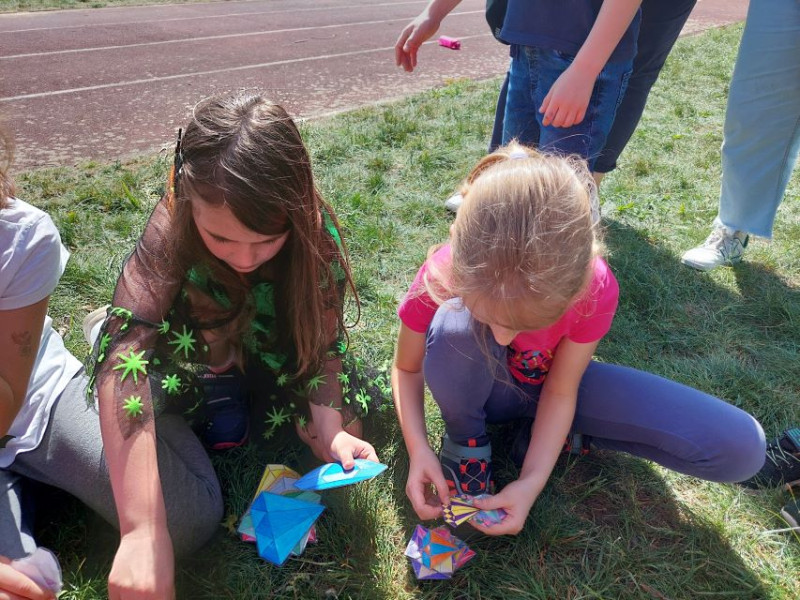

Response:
(472, 494), (503, 512)
(394, 27), (415, 71)
(0, 561), (53, 600)
(358, 443), (379, 463)
(407, 485), (440, 520)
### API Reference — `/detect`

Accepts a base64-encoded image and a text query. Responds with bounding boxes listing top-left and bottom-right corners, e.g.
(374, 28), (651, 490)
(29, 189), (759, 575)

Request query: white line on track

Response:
(0, 0), (430, 34)
(0, 11), (481, 60)
(0, 33), (492, 103)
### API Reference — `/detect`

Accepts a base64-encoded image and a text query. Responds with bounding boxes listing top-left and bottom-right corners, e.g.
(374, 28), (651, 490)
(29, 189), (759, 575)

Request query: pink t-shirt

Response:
(397, 244), (619, 384)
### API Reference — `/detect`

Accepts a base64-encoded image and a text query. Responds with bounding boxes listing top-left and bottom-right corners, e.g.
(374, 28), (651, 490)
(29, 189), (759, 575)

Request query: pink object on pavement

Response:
(439, 36), (461, 50)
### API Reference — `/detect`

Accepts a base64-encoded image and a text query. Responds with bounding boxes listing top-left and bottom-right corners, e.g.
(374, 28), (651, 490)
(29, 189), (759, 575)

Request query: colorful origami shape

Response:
(238, 464), (321, 557)
(442, 494), (507, 528)
(294, 459), (387, 491)
(404, 525), (475, 580)
(255, 464), (300, 494)
(250, 491), (325, 566)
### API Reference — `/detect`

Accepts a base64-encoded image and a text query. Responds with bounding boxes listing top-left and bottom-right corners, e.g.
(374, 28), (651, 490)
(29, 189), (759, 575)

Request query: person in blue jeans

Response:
(397, 0), (640, 179)
(391, 144), (765, 534)
(681, 0), (800, 272)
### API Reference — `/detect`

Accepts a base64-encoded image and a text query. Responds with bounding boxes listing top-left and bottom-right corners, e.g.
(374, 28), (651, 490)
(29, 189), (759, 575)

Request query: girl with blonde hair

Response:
(392, 143), (765, 535)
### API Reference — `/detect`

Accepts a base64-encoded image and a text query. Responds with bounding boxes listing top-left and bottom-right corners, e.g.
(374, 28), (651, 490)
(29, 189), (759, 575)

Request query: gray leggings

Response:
(0, 372), (223, 560)
(424, 303), (766, 483)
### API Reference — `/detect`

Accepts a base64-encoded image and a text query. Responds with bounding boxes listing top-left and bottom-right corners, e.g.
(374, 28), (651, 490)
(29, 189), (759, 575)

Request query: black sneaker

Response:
(741, 428), (800, 490)
(780, 498), (799, 529)
(199, 367), (249, 450)
(439, 434), (493, 496)
(509, 418), (590, 469)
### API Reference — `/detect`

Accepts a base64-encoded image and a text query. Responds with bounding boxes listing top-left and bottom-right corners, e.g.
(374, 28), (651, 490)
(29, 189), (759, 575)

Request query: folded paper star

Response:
(404, 525), (475, 580)
(238, 464), (321, 559)
(442, 494), (507, 528)
(250, 491), (325, 566)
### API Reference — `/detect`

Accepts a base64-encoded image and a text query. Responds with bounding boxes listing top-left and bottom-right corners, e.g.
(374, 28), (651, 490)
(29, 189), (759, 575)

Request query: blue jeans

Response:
(594, 0), (697, 172)
(423, 302), (765, 483)
(501, 45), (632, 170)
(717, 0), (800, 238)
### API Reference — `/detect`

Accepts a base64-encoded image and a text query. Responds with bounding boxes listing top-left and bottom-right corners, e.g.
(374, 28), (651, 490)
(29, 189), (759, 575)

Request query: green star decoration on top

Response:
(161, 374), (182, 396)
(113, 348), (149, 385)
(276, 373), (289, 387)
(168, 325), (196, 359)
(110, 307), (133, 320)
(122, 395), (144, 418)
(158, 320), (170, 335)
(306, 373), (327, 392)
(265, 406), (291, 430)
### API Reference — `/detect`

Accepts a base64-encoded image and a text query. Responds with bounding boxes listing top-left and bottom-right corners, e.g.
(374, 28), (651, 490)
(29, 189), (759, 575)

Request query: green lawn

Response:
(14, 23), (800, 600)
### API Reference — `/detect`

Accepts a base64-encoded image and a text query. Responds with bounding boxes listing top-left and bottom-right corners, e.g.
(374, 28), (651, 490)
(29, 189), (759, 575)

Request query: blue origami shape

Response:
(250, 491), (325, 566)
(294, 459), (388, 491)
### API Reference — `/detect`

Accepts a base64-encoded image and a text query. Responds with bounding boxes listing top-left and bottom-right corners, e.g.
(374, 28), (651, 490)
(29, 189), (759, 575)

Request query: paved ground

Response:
(0, 0), (748, 170)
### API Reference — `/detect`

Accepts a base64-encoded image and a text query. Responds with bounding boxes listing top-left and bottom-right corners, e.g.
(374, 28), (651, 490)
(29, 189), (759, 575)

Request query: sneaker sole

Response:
(780, 506), (799, 529)
(680, 256), (721, 272)
(209, 431), (249, 451)
(82, 305), (111, 345)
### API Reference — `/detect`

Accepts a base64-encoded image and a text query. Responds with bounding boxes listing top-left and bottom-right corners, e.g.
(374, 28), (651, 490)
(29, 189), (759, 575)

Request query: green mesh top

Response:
(87, 198), (387, 439)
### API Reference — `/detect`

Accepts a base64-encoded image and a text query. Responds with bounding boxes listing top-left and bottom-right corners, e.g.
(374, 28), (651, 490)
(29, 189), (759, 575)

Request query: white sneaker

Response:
(681, 222), (749, 271)
(444, 192), (463, 213)
(82, 305), (110, 345)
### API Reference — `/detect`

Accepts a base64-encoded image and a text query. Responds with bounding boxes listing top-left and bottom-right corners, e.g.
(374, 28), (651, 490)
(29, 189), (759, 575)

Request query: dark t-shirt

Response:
(499, 0), (641, 64)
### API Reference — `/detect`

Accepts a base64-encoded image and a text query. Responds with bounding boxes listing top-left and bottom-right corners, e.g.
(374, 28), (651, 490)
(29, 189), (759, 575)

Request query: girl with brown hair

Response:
(392, 143), (765, 536)
(90, 91), (378, 598)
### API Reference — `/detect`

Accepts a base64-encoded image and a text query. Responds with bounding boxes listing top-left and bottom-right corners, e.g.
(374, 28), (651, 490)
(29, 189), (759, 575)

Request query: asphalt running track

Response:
(0, 0), (747, 170)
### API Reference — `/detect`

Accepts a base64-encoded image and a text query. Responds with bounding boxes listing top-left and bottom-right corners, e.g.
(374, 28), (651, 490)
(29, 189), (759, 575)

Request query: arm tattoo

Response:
(11, 331), (33, 358)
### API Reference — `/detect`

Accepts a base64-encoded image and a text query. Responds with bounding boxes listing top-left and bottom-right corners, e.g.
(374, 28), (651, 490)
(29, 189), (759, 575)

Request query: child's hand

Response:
(108, 528), (175, 600)
(470, 479), (538, 536)
(395, 14), (442, 72)
(539, 61), (597, 128)
(406, 446), (450, 520)
(0, 556), (54, 600)
(328, 430), (379, 470)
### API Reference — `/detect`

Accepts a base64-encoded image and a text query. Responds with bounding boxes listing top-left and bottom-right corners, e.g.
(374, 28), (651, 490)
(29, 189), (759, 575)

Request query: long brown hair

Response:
(168, 91), (357, 381)
(428, 143), (600, 330)
(0, 127), (14, 208)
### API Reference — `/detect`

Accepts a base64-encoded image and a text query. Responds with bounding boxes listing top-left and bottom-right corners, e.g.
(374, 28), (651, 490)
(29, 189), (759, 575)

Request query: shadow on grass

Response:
(31, 219), (798, 599)
(383, 219), (795, 599)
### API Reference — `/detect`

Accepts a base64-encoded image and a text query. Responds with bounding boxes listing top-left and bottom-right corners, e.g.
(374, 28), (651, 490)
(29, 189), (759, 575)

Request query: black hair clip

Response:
(172, 128), (184, 198)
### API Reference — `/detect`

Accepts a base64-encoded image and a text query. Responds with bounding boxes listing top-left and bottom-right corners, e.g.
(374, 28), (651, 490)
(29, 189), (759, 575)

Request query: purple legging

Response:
(423, 301), (765, 483)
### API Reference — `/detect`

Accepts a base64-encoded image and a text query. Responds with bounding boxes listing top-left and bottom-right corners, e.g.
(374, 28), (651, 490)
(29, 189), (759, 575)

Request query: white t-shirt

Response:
(0, 198), (82, 467)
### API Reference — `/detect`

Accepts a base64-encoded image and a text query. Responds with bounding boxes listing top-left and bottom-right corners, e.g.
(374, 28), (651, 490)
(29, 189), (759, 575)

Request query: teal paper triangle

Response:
(251, 492), (324, 565)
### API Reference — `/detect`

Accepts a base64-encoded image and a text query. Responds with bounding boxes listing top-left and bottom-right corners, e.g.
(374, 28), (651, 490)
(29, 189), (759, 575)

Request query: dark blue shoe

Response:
(439, 434), (493, 497)
(199, 367), (249, 450)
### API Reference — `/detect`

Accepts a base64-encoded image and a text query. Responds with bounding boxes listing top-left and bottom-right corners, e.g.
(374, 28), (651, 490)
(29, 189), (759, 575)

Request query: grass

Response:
(14, 23), (800, 600)
(0, 0), (211, 12)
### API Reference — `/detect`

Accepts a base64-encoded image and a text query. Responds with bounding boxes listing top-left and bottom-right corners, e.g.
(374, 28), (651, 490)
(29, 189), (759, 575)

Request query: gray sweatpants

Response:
(0, 372), (223, 560)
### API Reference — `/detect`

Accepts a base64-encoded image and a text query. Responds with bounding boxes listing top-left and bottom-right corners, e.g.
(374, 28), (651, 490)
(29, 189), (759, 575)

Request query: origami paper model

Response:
(294, 459), (387, 491)
(250, 491), (325, 566)
(238, 464), (321, 557)
(404, 525), (475, 580)
(442, 494), (507, 528)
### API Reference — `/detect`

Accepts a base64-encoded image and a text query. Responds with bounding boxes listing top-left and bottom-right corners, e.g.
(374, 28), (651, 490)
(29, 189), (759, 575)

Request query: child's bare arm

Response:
(0, 298), (48, 436)
(392, 323), (451, 519)
(540, 0), (642, 128)
(395, 0), (463, 72)
(473, 338), (598, 535)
